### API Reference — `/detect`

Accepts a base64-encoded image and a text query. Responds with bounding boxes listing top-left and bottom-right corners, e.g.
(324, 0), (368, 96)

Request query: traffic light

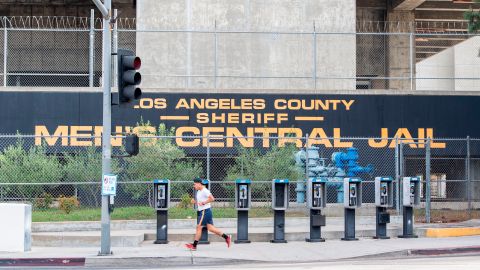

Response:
(117, 49), (142, 104)
(125, 134), (139, 156)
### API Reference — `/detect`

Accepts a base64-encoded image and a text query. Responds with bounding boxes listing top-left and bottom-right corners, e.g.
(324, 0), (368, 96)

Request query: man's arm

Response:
(199, 194), (215, 206)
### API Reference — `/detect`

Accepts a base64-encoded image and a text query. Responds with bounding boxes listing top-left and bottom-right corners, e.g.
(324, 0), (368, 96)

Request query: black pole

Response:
(199, 226), (210, 244)
(374, 206), (390, 239)
(306, 209), (325, 242)
(235, 210), (250, 243)
(154, 210), (168, 244)
(341, 208), (358, 241)
(271, 210), (287, 243)
(398, 206), (418, 238)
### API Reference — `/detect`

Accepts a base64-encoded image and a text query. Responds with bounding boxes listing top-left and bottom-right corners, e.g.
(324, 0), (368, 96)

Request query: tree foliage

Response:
(0, 140), (63, 199)
(124, 121), (202, 200)
(225, 144), (302, 199)
(63, 145), (119, 207)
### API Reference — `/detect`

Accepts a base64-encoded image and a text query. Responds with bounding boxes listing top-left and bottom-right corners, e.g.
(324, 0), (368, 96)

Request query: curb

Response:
(85, 256), (260, 268)
(409, 246), (480, 256)
(0, 258), (85, 267)
(424, 227), (480, 238)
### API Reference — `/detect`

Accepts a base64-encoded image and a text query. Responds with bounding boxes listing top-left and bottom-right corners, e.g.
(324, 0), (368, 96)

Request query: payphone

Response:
(193, 179), (210, 244)
(374, 177), (393, 239)
(235, 179), (251, 243)
(306, 178), (327, 242)
(153, 179), (170, 244)
(271, 179), (289, 243)
(399, 177), (420, 238)
(342, 177), (362, 241)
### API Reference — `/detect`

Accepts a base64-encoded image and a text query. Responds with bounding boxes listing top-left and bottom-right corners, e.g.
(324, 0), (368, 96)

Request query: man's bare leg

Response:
(207, 224), (231, 247)
(206, 224), (223, 236)
(195, 225), (203, 241)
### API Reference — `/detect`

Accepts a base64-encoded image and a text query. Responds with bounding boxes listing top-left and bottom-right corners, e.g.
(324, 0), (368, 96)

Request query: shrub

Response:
(34, 193), (54, 210)
(178, 193), (192, 209)
(58, 196), (80, 214)
(0, 139), (63, 199)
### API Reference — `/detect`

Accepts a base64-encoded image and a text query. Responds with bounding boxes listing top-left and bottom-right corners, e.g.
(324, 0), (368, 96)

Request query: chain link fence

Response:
(0, 16), (479, 89)
(0, 134), (478, 223)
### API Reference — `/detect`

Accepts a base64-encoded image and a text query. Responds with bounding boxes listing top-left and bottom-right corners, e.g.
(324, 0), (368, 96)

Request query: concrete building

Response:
(1, 0), (479, 91)
(136, 0), (356, 90)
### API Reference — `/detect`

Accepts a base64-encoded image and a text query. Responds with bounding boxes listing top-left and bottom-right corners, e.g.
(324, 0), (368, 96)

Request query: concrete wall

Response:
(416, 36), (480, 91)
(136, 0), (356, 90)
(356, 7), (388, 89)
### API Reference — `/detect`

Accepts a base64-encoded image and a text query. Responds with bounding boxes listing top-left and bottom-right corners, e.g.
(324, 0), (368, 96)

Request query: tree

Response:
(63, 145), (119, 207)
(0, 140), (63, 200)
(124, 121), (202, 203)
(225, 144), (302, 200)
(464, 1), (480, 33)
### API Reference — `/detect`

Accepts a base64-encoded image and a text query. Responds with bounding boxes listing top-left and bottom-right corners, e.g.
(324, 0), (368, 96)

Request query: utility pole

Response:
(92, 0), (112, 256)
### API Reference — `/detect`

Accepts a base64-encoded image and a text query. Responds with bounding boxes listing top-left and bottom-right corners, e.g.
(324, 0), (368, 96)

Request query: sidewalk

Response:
(1, 236), (480, 268)
(29, 217), (480, 247)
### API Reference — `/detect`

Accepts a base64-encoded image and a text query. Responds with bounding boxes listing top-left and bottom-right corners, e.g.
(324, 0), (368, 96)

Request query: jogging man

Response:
(185, 178), (231, 251)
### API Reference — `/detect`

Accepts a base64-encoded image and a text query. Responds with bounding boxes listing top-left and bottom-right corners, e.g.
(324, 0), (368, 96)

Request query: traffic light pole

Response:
(93, 0), (113, 256)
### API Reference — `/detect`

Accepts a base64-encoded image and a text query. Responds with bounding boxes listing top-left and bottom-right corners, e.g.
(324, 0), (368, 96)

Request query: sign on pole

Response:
(102, 174), (117, 196)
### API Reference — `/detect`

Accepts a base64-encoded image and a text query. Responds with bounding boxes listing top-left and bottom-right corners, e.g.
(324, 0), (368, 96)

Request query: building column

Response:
(387, 11), (415, 90)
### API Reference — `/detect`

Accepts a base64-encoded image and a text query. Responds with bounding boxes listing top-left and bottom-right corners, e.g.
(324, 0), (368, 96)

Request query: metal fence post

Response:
(3, 16), (7, 87)
(409, 32), (414, 91)
(425, 137), (431, 223)
(214, 20), (218, 89)
(207, 133), (210, 180)
(89, 10), (95, 87)
(399, 141), (405, 215)
(305, 134), (309, 179)
(467, 136), (471, 219)
(395, 137), (400, 213)
(312, 21), (317, 89)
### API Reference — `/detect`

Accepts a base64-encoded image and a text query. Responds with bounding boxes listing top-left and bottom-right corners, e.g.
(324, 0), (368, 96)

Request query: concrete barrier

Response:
(0, 203), (32, 252)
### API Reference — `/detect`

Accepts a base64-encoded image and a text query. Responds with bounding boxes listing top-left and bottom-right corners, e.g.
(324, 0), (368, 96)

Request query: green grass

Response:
(32, 206), (303, 222)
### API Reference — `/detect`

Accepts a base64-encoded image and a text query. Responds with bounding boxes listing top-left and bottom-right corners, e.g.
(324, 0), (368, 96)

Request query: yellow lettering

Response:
(139, 98), (153, 109)
(203, 127), (225, 147)
(175, 98), (190, 109)
(70, 126), (93, 146)
(243, 113), (255, 124)
(196, 113), (209, 124)
(368, 128), (389, 148)
(333, 128), (353, 148)
(226, 128), (254, 147)
(211, 113), (226, 124)
(342, 100), (355, 110)
(390, 128), (417, 148)
(330, 100), (341, 110)
(418, 128), (425, 148)
(154, 98), (167, 109)
(228, 113), (240, 124)
(308, 128), (332, 147)
(427, 128), (446, 149)
(255, 128), (278, 147)
(35, 125), (69, 146)
(253, 99), (266, 110)
(274, 99), (287, 110)
(176, 127), (200, 147)
(277, 113), (288, 124)
(278, 128), (303, 147)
